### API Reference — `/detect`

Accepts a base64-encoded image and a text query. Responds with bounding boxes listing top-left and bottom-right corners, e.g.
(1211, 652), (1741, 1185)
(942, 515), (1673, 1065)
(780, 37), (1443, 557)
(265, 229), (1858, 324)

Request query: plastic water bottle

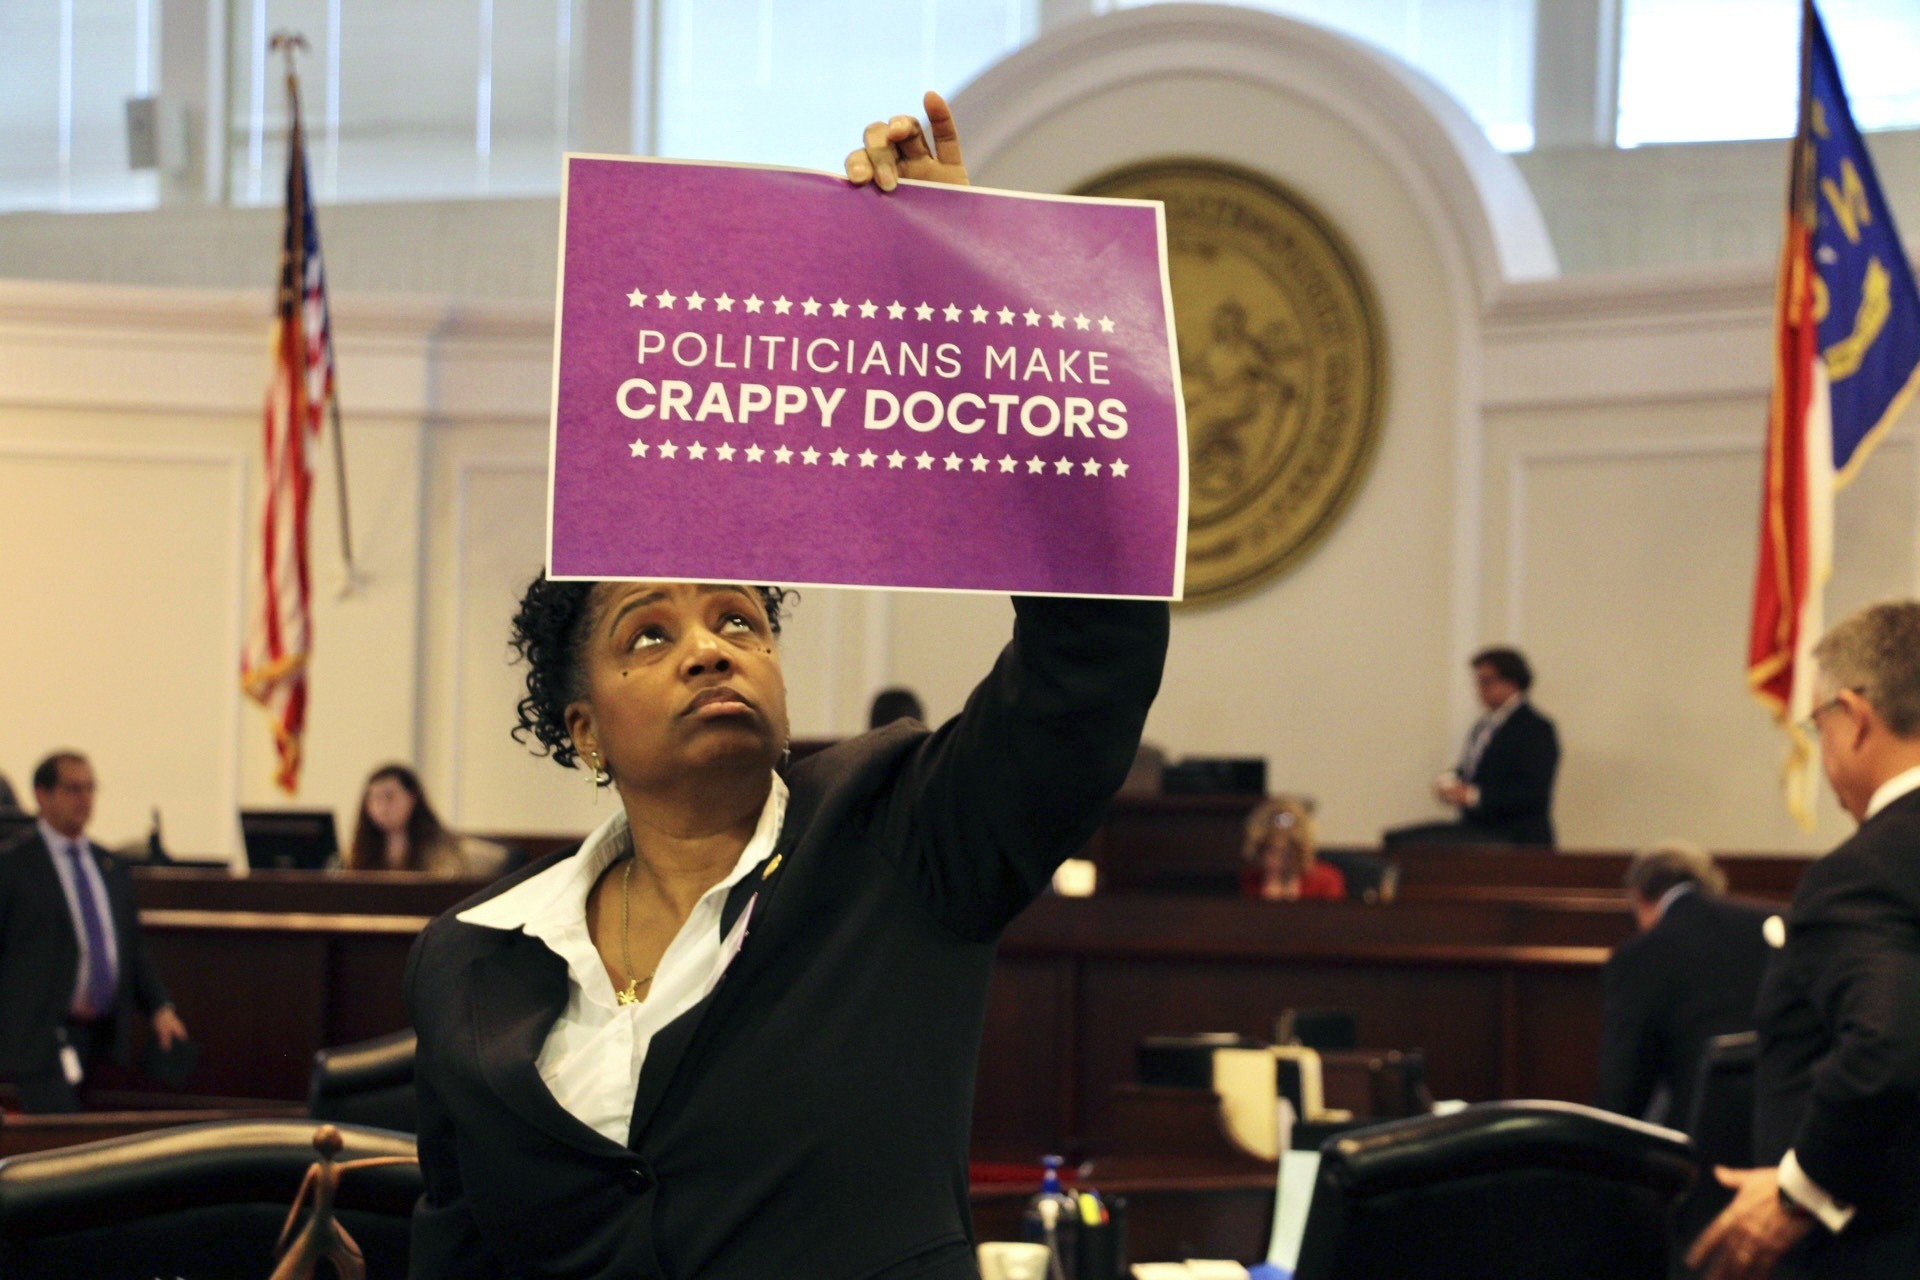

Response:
(1019, 1155), (1078, 1280)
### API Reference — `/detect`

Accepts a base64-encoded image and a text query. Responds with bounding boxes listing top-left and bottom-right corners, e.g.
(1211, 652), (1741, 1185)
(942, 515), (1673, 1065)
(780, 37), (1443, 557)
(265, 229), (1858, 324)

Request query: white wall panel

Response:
(0, 431), (245, 855)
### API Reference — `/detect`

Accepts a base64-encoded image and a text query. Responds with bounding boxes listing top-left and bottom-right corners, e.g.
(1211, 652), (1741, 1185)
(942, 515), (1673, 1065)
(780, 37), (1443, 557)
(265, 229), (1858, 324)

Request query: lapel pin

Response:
(761, 853), (783, 880)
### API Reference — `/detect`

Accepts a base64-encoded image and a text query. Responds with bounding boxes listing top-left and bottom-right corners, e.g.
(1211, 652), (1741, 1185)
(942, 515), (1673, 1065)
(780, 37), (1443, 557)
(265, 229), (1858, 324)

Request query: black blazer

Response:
(0, 830), (173, 1078)
(1462, 701), (1559, 845)
(1753, 785), (1920, 1277)
(1596, 889), (1773, 1125)
(406, 597), (1168, 1280)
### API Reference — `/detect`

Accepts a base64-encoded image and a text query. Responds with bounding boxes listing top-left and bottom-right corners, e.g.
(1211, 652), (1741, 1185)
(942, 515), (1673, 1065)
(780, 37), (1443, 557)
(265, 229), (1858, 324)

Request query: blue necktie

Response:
(65, 843), (118, 1018)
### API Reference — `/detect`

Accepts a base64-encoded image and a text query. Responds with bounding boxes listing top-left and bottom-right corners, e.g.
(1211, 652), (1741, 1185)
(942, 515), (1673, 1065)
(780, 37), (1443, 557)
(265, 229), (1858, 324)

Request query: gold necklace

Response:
(617, 854), (653, 1005)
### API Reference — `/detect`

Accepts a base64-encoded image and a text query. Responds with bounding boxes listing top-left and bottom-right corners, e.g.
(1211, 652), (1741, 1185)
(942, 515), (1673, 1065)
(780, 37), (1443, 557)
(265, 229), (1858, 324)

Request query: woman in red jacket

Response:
(1240, 796), (1345, 901)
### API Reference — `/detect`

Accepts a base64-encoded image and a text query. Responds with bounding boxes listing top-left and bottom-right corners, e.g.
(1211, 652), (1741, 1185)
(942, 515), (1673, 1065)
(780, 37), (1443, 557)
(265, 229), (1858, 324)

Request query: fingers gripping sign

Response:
(845, 90), (969, 191)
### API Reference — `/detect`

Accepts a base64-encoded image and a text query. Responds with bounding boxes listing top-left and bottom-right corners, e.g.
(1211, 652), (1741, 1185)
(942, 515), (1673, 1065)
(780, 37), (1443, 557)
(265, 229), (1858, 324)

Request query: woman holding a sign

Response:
(402, 99), (1169, 1280)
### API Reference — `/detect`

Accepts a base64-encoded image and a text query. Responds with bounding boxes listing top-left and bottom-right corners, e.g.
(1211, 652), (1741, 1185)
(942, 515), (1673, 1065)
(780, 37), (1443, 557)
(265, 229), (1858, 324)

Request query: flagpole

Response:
(271, 30), (361, 597)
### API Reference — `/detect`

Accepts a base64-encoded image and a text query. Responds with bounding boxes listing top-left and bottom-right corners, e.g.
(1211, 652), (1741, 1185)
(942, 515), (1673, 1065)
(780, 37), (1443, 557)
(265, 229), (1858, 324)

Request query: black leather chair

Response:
(0, 1118), (419, 1279)
(1293, 1100), (1696, 1280)
(1676, 1031), (1760, 1244)
(1684, 1031), (1758, 1168)
(309, 1028), (419, 1134)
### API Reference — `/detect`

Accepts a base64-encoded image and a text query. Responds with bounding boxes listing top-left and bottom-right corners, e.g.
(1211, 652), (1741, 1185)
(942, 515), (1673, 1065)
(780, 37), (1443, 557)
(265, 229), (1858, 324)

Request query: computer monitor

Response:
(240, 809), (340, 871)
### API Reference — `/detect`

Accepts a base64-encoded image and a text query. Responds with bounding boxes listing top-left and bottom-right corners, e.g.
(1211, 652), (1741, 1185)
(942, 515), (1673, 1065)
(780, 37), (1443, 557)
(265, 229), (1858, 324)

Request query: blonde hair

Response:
(1243, 796), (1318, 866)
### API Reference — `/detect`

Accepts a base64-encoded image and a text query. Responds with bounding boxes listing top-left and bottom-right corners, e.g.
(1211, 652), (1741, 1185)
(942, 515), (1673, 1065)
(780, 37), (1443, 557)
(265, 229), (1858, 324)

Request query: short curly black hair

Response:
(509, 574), (792, 769)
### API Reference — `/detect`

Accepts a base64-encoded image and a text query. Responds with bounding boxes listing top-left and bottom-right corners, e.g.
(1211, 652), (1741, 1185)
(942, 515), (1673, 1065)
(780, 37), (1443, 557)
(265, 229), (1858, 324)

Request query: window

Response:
(1617, 0), (1920, 147)
(1113, 0), (1538, 152)
(227, 0), (572, 204)
(0, 0), (159, 212)
(655, 0), (1032, 168)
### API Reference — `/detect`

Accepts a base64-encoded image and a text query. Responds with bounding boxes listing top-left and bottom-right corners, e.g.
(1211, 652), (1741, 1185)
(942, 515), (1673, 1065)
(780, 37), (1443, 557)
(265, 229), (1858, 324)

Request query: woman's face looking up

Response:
(568, 582), (790, 791)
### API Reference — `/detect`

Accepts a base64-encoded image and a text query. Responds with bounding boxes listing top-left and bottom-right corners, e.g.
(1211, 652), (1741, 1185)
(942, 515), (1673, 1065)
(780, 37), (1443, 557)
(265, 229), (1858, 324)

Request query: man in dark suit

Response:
(1690, 602), (1920, 1280)
(1384, 646), (1561, 847)
(0, 751), (188, 1112)
(1597, 841), (1773, 1127)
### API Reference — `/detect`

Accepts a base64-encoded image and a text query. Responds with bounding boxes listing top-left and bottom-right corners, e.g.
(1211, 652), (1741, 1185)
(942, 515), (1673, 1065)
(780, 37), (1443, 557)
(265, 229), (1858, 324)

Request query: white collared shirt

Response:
(1651, 880), (1696, 922)
(38, 819), (120, 1016)
(1460, 693), (1524, 781)
(1775, 763), (1920, 1232)
(458, 777), (786, 1147)
(1865, 764), (1920, 820)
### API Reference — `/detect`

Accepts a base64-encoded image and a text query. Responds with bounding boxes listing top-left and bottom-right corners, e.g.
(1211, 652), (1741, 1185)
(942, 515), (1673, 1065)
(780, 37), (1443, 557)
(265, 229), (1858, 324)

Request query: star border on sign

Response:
(829, 447), (849, 466)
(1054, 456), (1073, 474)
(887, 451), (906, 468)
(915, 452), (935, 469)
(1098, 316), (1115, 333)
(687, 442), (708, 460)
(773, 296), (793, 315)
(715, 293), (735, 312)
(1026, 457), (1046, 474)
(801, 446), (822, 465)
(745, 294), (764, 313)
(829, 298), (851, 318)
(944, 453), (963, 471)
(627, 288), (646, 308)
(1081, 458), (1100, 475)
(886, 301), (906, 320)
(774, 445), (794, 464)
(629, 438), (648, 457)
(857, 300), (878, 319)
(685, 291), (706, 310)
(658, 440), (678, 459)
(716, 443), (736, 461)
(915, 302), (934, 321)
(942, 303), (961, 322)
(858, 449), (877, 467)
(1109, 458), (1129, 478)
(745, 444), (766, 463)
(801, 297), (821, 316)
(656, 290), (677, 309)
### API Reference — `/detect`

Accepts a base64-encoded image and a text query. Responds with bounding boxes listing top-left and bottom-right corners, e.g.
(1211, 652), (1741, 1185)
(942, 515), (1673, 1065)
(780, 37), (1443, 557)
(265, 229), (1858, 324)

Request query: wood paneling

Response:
(103, 879), (1674, 1168)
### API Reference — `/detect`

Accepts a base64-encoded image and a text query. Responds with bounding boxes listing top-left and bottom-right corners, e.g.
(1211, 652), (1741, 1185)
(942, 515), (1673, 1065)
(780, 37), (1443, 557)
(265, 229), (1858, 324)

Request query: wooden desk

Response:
(1386, 846), (1811, 900)
(116, 892), (1634, 1172)
(976, 895), (1619, 1161)
(133, 867), (496, 917)
(971, 1170), (1275, 1264)
(92, 910), (430, 1102)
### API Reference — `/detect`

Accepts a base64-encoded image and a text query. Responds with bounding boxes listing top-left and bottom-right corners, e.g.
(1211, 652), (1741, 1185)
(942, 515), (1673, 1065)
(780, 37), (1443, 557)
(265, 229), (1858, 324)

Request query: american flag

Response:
(241, 104), (334, 795)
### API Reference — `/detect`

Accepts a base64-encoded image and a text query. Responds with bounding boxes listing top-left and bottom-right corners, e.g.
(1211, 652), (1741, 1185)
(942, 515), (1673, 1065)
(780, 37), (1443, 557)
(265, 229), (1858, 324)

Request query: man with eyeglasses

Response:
(0, 751), (188, 1112)
(1689, 601), (1920, 1280)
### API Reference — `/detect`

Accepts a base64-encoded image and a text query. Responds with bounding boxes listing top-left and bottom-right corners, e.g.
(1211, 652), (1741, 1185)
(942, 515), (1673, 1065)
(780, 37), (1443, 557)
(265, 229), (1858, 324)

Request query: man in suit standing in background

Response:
(1385, 646), (1561, 847)
(0, 751), (188, 1112)
(1597, 841), (1773, 1127)
(1689, 601), (1920, 1280)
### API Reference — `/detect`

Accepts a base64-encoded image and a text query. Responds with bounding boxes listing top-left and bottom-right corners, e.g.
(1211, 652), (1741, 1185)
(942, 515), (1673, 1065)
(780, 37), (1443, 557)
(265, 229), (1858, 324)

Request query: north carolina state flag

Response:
(1749, 1), (1920, 827)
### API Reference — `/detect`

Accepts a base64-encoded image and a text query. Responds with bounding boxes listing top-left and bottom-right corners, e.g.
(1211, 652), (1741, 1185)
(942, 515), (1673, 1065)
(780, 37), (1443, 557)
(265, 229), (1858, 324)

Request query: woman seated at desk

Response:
(1241, 797), (1345, 901)
(343, 763), (509, 878)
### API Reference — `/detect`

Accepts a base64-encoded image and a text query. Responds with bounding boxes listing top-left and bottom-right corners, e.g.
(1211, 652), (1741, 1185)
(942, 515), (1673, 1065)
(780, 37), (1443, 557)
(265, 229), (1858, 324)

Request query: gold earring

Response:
(588, 750), (610, 790)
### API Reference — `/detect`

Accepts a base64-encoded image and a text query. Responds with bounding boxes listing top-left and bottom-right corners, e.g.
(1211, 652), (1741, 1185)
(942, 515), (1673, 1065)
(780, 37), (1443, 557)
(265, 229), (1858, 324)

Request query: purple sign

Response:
(547, 155), (1187, 599)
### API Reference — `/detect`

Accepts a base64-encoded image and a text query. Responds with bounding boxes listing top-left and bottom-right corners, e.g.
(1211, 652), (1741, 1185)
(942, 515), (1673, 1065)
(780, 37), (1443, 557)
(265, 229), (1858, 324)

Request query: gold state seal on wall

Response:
(1078, 161), (1386, 606)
